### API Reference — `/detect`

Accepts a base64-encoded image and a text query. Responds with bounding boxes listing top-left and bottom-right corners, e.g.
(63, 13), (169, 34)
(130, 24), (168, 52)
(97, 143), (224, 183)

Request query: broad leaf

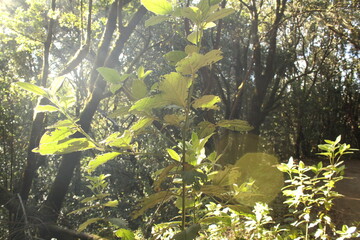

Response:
(164, 50), (187, 66)
(78, 218), (102, 232)
(205, 8), (235, 22)
(159, 72), (192, 107)
(176, 50), (222, 75)
(97, 67), (129, 84)
(87, 152), (121, 173)
(115, 229), (135, 240)
(34, 138), (96, 155)
(15, 82), (48, 97)
(187, 30), (203, 44)
(103, 200), (119, 207)
(216, 119), (253, 131)
(145, 15), (170, 27)
(130, 95), (169, 113)
(35, 105), (59, 113)
(50, 76), (65, 93)
(163, 114), (186, 126)
(153, 163), (177, 191)
(141, 0), (173, 15)
(131, 79), (147, 100)
(181, 7), (201, 23)
(192, 95), (221, 110)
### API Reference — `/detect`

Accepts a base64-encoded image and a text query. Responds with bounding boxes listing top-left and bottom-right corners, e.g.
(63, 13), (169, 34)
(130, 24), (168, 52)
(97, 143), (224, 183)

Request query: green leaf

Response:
(167, 148), (181, 161)
(145, 15), (170, 27)
(130, 95), (170, 113)
(187, 30), (203, 44)
(115, 229), (135, 240)
(131, 79), (147, 100)
(47, 119), (77, 129)
(34, 138), (96, 155)
(103, 200), (119, 207)
(15, 82), (48, 97)
(159, 72), (192, 107)
(141, 0), (173, 15)
(87, 152), (121, 173)
(192, 95), (221, 110)
(185, 45), (200, 54)
(34, 105), (59, 113)
(216, 119), (253, 132)
(108, 106), (130, 118)
(163, 114), (186, 126)
(153, 163), (177, 191)
(130, 117), (153, 132)
(181, 7), (201, 23)
(173, 224), (201, 240)
(176, 50), (223, 75)
(78, 218), (102, 232)
(205, 8), (235, 22)
(164, 50), (187, 66)
(103, 130), (133, 149)
(97, 67), (129, 84)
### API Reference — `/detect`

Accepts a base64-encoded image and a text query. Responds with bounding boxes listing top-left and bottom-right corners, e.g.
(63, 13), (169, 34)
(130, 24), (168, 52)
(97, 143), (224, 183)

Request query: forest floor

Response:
(333, 159), (360, 226)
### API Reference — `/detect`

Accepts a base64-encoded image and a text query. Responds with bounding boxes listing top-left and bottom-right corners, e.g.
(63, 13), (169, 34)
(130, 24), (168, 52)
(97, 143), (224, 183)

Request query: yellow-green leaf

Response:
(192, 95), (221, 110)
(115, 229), (135, 240)
(35, 105), (59, 113)
(141, 0), (173, 15)
(159, 72), (192, 107)
(103, 200), (119, 207)
(131, 79), (147, 100)
(97, 67), (129, 84)
(205, 8), (235, 22)
(15, 82), (48, 97)
(130, 95), (169, 113)
(131, 117), (153, 132)
(87, 152), (121, 173)
(164, 50), (187, 66)
(132, 191), (174, 219)
(163, 114), (185, 126)
(167, 148), (181, 161)
(187, 30), (203, 44)
(34, 138), (96, 155)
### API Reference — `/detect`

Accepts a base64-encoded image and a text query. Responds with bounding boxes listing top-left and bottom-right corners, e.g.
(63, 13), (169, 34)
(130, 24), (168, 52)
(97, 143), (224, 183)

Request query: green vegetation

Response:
(0, 0), (359, 239)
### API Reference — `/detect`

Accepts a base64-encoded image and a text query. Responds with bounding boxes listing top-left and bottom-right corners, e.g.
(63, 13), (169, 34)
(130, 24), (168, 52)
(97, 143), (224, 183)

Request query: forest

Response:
(0, 0), (359, 239)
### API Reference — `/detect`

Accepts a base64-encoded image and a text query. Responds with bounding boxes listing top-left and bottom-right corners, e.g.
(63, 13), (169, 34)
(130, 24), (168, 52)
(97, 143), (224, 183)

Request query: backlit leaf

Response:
(131, 79), (147, 100)
(131, 117), (153, 132)
(115, 229), (135, 240)
(15, 82), (48, 97)
(87, 152), (121, 173)
(97, 67), (129, 84)
(163, 114), (185, 126)
(159, 72), (192, 107)
(173, 224), (201, 240)
(167, 148), (181, 161)
(141, 0), (173, 15)
(176, 50), (222, 75)
(35, 105), (59, 113)
(187, 30), (203, 44)
(192, 95), (221, 110)
(50, 76), (65, 93)
(103, 130), (133, 149)
(103, 200), (119, 207)
(34, 138), (96, 155)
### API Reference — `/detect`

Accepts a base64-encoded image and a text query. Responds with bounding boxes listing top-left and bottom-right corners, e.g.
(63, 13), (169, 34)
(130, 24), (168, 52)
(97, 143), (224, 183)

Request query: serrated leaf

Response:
(205, 8), (235, 22)
(97, 67), (129, 84)
(153, 163), (177, 191)
(132, 191), (174, 219)
(192, 95), (221, 110)
(164, 50), (187, 66)
(167, 148), (181, 161)
(34, 138), (96, 155)
(159, 72), (192, 107)
(131, 79), (147, 99)
(115, 229), (135, 240)
(145, 15), (170, 27)
(173, 224), (201, 240)
(15, 82), (48, 97)
(78, 218), (102, 232)
(130, 95), (170, 113)
(103, 200), (118, 207)
(141, 0), (173, 15)
(87, 152), (121, 173)
(216, 119), (253, 131)
(163, 114), (186, 126)
(176, 50), (222, 75)
(35, 105), (59, 113)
